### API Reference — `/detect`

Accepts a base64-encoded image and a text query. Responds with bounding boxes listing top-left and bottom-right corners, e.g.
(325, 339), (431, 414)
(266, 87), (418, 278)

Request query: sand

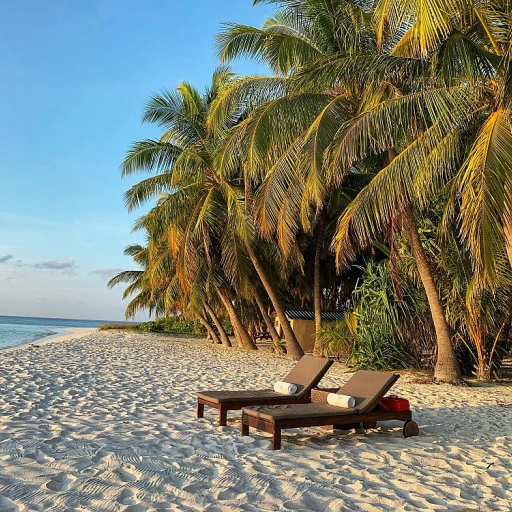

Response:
(0, 331), (510, 511)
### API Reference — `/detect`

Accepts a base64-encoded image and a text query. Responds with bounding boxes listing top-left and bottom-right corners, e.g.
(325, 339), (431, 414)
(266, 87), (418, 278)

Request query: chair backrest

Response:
(337, 370), (399, 413)
(283, 355), (333, 398)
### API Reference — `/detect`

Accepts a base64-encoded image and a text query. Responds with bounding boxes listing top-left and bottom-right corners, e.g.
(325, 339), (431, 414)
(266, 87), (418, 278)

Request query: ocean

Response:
(0, 316), (109, 350)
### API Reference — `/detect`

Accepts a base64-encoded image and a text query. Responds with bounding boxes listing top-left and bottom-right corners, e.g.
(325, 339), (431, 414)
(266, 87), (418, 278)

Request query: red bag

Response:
(380, 395), (410, 412)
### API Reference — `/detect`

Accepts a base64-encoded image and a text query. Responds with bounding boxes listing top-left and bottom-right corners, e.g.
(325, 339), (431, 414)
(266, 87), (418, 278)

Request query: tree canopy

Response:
(111, 0), (512, 383)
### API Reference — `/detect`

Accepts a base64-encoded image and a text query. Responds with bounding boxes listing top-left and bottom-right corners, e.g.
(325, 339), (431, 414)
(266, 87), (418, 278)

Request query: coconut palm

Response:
(120, 68), (308, 357)
(108, 243), (157, 319)
(327, 2), (512, 382)
(215, 0), (458, 381)
(214, 0), (381, 355)
(111, 0), (512, 382)
(216, 0), (512, 382)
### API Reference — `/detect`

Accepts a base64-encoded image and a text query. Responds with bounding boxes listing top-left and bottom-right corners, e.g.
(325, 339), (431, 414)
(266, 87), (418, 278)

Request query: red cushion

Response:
(380, 395), (410, 412)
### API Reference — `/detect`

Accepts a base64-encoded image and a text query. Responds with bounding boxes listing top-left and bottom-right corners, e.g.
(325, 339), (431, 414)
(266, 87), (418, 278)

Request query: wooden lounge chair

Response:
(241, 370), (419, 449)
(254, 331), (273, 342)
(196, 355), (333, 426)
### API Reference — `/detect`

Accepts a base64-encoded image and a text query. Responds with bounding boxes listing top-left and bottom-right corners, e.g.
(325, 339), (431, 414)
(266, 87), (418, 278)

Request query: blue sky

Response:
(0, 0), (272, 321)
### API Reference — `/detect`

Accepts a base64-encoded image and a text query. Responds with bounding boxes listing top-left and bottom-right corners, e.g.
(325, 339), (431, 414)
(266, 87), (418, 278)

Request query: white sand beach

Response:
(0, 332), (510, 511)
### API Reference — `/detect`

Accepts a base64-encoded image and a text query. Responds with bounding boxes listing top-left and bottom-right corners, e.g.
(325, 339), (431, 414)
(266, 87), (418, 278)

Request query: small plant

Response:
(273, 338), (287, 355)
(317, 312), (358, 362)
(317, 262), (415, 370)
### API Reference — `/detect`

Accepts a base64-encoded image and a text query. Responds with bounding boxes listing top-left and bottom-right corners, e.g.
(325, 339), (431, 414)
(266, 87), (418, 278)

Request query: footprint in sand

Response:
(124, 506), (147, 512)
(117, 488), (138, 505)
(117, 465), (140, 482)
(43, 436), (61, 445)
(92, 450), (112, 463)
(31, 449), (55, 464)
(0, 496), (20, 512)
(46, 473), (76, 492)
(283, 494), (328, 511)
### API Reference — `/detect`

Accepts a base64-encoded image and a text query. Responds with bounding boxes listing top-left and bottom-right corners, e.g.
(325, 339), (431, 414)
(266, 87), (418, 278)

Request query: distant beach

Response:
(0, 331), (509, 510)
(0, 316), (119, 350)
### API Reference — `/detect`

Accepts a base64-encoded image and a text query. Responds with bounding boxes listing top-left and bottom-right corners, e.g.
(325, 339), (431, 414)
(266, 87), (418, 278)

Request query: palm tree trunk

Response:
(504, 196), (512, 268)
(204, 302), (232, 347)
(253, 287), (281, 343)
(402, 201), (462, 384)
(313, 211), (326, 356)
(247, 245), (304, 359)
(217, 287), (257, 350)
(198, 314), (221, 344)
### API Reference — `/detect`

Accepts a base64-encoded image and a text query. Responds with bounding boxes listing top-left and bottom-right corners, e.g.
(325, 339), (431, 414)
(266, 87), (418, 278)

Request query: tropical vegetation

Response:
(99, 318), (208, 335)
(110, 0), (512, 384)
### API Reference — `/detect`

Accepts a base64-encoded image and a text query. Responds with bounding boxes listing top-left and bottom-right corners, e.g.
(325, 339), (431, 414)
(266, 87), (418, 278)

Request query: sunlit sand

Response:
(0, 332), (510, 511)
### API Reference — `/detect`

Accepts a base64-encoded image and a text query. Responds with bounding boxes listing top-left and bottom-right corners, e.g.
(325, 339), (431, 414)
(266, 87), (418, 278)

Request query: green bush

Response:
(350, 262), (415, 370)
(319, 261), (417, 370)
(99, 322), (137, 331)
(317, 312), (357, 361)
(134, 317), (205, 335)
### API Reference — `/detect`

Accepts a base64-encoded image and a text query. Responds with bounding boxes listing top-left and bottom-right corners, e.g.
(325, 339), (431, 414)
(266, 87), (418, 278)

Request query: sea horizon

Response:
(0, 315), (133, 350)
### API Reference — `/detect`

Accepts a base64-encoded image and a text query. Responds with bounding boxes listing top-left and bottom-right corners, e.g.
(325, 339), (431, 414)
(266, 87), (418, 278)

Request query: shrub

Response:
(319, 262), (417, 370)
(317, 312), (357, 361)
(350, 262), (415, 370)
(134, 317), (205, 335)
(99, 322), (137, 331)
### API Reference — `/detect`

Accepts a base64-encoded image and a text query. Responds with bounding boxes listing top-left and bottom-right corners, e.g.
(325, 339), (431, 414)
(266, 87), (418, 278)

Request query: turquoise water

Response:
(0, 316), (109, 350)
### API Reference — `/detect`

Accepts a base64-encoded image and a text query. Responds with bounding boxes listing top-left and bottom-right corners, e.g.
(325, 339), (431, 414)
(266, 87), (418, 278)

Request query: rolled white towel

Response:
(327, 393), (355, 408)
(273, 381), (298, 395)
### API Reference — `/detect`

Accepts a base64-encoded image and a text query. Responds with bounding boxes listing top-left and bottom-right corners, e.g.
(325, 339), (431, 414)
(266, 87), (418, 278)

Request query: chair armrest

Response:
(311, 387), (340, 403)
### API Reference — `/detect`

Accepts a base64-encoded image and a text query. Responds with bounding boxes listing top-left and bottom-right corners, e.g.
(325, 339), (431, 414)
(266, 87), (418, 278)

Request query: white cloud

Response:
(0, 254), (13, 263)
(33, 257), (76, 270)
(89, 268), (124, 280)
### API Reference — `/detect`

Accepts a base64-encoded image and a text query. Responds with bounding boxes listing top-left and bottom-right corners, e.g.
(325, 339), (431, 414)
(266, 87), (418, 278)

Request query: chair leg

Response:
(403, 420), (419, 438)
(272, 428), (281, 450)
(219, 408), (228, 426)
(197, 402), (204, 419)
(241, 423), (249, 436)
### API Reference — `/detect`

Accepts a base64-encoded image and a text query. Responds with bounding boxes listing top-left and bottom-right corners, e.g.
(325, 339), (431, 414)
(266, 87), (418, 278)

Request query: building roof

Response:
(283, 307), (346, 322)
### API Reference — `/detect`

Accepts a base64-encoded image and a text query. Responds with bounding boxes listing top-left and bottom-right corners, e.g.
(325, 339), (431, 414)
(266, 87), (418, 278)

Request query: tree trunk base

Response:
(433, 377), (468, 386)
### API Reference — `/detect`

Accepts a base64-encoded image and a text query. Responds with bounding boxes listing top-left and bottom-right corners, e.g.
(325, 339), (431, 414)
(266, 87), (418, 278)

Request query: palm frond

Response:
(457, 108), (512, 284)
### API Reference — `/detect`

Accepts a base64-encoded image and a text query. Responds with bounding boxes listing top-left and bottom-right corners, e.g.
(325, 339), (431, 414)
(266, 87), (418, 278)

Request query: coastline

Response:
(1, 327), (97, 353)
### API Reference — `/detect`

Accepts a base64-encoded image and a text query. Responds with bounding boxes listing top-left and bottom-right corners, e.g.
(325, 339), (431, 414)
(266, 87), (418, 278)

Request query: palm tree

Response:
(112, 0), (512, 382)
(108, 243), (156, 319)
(120, 68), (306, 355)
(215, 0), (511, 382)
(328, 2), (512, 382)
(214, 0), (377, 356)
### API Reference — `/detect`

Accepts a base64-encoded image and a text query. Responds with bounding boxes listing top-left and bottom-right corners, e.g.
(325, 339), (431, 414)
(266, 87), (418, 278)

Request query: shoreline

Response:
(1, 327), (98, 353)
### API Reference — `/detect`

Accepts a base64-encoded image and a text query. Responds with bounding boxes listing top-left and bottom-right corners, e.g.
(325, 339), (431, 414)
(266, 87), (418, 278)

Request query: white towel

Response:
(327, 393), (355, 408)
(273, 381), (298, 395)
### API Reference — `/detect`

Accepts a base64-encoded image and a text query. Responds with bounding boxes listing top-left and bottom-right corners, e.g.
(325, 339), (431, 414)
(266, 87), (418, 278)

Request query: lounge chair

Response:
(196, 355), (333, 426)
(241, 370), (419, 449)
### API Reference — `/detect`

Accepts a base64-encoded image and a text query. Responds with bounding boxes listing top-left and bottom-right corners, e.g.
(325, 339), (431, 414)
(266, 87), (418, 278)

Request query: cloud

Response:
(4, 277), (14, 282)
(33, 295), (48, 301)
(89, 268), (124, 280)
(33, 257), (76, 270)
(62, 268), (79, 277)
(0, 255), (13, 263)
